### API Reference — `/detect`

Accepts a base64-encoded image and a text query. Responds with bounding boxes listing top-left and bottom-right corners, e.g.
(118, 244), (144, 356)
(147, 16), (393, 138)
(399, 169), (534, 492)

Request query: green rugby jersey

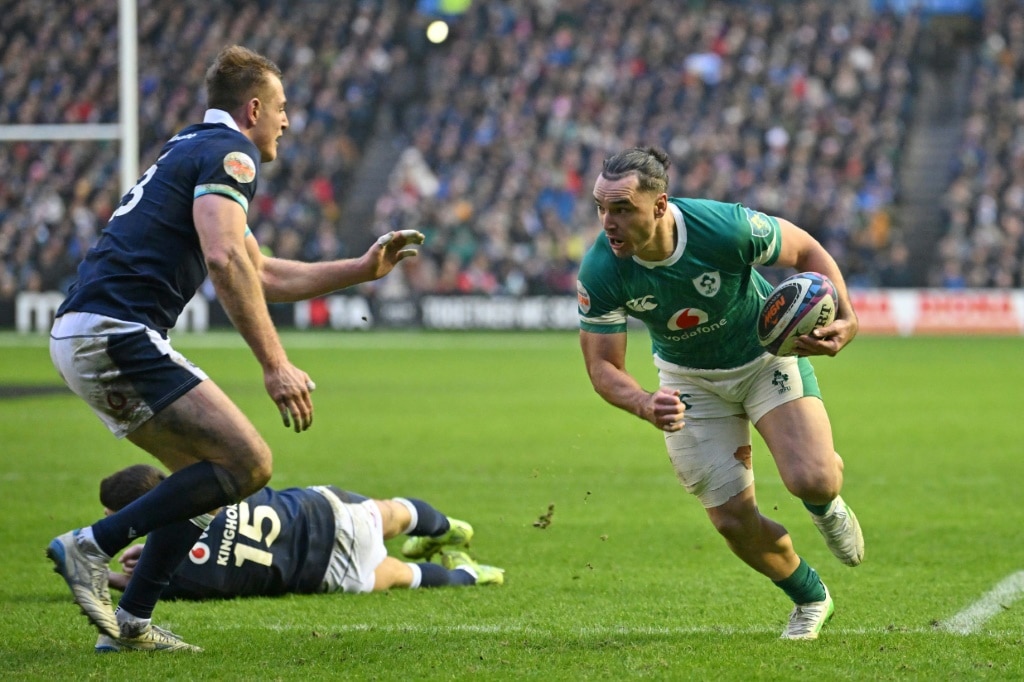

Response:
(577, 198), (781, 370)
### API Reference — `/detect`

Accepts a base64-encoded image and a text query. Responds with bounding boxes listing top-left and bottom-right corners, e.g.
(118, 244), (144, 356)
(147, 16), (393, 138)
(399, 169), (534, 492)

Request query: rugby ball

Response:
(757, 272), (837, 356)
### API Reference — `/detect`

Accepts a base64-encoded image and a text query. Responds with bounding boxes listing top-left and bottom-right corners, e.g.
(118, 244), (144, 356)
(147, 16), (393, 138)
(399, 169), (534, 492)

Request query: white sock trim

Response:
(454, 565), (478, 582)
(406, 562), (422, 589)
(115, 606), (151, 628)
(78, 526), (111, 561)
(393, 497), (418, 535)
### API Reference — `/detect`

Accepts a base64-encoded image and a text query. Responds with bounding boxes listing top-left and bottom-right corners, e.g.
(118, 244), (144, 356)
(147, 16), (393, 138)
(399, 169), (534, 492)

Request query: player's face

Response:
(593, 174), (667, 260)
(252, 75), (288, 162)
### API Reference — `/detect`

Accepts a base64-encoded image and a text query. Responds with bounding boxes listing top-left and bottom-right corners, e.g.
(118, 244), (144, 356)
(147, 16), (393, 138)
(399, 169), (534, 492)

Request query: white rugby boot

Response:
(780, 585), (835, 640)
(810, 496), (864, 566)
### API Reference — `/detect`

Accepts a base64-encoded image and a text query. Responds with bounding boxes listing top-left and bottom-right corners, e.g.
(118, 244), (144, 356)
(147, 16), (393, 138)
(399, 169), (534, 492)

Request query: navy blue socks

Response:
(416, 562), (475, 587)
(92, 460), (236, 557)
(117, 519), (206, 619)
(404, 498), (450, 537)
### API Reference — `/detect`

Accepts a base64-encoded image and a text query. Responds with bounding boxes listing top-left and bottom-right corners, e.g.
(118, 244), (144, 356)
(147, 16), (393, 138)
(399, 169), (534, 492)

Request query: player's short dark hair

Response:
(601, 146), (671, 195)
(205, 45), (283, 113)
(100, 464), (166, 512)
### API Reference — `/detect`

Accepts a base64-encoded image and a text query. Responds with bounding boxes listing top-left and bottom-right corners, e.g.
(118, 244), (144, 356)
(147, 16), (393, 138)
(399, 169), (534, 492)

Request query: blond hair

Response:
(205, 45), (282, 113)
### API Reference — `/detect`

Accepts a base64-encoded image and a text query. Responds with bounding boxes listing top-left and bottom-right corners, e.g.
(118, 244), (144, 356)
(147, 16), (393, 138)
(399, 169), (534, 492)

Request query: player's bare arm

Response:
(773, 219), (859, 357)
(194, 193), (313, 432)
(580, 330), (685, 432)
(107, 570), (130, 592)
(258, 229), (425, 302)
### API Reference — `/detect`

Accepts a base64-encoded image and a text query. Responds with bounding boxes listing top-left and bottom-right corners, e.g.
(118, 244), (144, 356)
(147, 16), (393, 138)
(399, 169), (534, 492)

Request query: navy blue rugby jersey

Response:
(58, 121), (260, 333)
(161, 486), (337, 600)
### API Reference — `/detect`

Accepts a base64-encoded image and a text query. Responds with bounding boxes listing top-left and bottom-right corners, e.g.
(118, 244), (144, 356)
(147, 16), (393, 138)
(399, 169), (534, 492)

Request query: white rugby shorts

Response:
(312, 486), (387, 594)
(655, 352), (821, 508)
(49, 312), (207, 438)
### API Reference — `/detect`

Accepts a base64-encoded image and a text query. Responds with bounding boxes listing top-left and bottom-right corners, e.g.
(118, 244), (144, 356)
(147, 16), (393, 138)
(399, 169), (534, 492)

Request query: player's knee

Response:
(708, 510), (754, 543)
(249, 460), (272, 492)
(784, 468), (841, 502)
(218, 444), (273, 499)
(243, 452), (273, 494)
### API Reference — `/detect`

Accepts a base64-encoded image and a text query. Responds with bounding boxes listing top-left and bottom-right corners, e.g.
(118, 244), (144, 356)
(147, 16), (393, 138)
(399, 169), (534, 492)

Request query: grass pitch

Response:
(1, 330), (1022, 680)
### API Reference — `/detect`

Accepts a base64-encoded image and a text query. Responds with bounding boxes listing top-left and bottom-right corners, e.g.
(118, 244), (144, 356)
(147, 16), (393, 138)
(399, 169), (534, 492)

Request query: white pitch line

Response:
(221, 622), (1021, 638)
(940, 571), (1024, 635)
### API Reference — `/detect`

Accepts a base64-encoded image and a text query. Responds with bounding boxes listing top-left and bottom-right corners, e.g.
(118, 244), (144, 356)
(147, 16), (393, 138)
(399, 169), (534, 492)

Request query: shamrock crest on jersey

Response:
(693, 271), (721, 297)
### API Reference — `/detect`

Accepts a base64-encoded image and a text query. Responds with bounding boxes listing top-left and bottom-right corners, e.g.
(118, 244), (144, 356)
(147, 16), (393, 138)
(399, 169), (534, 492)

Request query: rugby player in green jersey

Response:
(577, 147), (863, 640)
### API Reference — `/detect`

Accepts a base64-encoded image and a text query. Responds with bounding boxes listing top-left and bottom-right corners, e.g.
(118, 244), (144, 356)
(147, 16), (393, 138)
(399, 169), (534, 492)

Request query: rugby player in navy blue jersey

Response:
(46, 45), (424, 652)
(91, 464), (502, 652)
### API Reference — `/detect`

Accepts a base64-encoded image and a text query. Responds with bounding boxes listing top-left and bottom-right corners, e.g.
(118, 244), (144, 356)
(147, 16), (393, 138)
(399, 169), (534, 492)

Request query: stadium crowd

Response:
(375, 1), (919, 295)
(0, 0), (409, 317)
(934, 0), (1024, 288)
(0, 0), (1014, 326)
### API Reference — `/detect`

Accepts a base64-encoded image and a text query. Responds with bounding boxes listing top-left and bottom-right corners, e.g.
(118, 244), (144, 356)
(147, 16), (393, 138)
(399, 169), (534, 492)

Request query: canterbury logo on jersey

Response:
(626, 295), (658, 312)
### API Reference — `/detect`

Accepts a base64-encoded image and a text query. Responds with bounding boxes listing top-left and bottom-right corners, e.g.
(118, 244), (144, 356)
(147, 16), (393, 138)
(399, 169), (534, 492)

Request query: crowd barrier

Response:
(850, 290), (1024, 335)
(11, 290), (1024, 334)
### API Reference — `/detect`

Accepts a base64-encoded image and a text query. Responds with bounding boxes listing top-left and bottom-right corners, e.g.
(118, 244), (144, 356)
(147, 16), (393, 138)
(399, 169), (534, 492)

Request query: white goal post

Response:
(0, 0), (138, 194)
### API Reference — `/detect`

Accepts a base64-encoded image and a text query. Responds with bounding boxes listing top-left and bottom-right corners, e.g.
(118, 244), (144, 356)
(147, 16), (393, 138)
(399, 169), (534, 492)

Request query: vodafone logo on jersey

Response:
(667, 308), (709, 330)
(189, 542), (212, 565)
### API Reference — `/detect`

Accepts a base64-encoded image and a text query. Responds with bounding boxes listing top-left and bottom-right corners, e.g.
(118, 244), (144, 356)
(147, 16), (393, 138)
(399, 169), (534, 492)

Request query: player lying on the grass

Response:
(94, 464), (503, 652)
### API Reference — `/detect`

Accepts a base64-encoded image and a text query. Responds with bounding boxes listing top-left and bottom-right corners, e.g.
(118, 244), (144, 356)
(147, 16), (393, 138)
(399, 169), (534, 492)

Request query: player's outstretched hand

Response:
(364, 229), (426, 280)
(265, 362), (315, 432)
(794, 317), (859, 357)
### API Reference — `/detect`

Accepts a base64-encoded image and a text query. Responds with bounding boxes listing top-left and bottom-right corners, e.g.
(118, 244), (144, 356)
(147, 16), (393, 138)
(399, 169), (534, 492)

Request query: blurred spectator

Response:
(374, 0), (919, 294)
(7, 0), (1020, 324)
(931, 0), (1023, 288)
(1, 0), (406, 318)
(877, 241), (914, 287)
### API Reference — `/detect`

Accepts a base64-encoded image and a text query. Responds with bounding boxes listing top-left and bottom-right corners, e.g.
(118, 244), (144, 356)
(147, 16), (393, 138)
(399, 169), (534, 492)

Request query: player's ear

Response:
(246, 97), (261, 126)
(654, 193), (668, 219)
